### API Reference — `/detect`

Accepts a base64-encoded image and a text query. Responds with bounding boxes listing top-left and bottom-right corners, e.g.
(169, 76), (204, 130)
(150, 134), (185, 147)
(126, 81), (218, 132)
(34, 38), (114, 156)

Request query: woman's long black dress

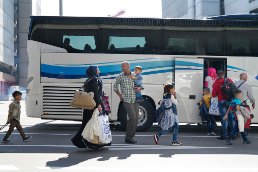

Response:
(71, 77), (107, 148)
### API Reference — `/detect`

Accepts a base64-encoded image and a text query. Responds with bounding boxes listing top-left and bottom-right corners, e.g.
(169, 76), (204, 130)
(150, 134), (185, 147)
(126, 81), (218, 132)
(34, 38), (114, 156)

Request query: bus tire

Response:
(118, 100), (154, 132)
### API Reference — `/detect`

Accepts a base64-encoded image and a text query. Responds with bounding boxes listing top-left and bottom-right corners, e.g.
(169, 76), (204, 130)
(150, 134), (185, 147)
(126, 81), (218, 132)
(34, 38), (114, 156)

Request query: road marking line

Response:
(0, 165), (19, 170)
(0, 144), (230, 150)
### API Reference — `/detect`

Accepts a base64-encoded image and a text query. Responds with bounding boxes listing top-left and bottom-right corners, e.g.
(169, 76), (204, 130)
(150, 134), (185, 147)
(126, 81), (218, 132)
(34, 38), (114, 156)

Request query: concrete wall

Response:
(0, 0), (14, 66)
(225, 0), (258, 14)
(18, 0), (32, 88)
(195, 0), (220, 19)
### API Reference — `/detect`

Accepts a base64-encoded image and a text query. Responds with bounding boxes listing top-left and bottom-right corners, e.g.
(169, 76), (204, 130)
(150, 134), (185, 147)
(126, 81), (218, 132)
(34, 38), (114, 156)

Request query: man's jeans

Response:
(157, 122), (179, 142)
(227, 121), (247, 141)
(218, 100), (235, 137)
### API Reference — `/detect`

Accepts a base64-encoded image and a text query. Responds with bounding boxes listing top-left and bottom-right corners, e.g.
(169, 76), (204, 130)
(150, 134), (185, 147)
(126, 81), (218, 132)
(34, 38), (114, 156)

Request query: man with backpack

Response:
(212, 70), (236, 140)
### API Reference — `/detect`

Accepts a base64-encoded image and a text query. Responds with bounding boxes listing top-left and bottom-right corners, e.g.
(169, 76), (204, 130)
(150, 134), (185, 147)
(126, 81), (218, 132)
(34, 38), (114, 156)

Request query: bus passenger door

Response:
(175, 58), (204, 123)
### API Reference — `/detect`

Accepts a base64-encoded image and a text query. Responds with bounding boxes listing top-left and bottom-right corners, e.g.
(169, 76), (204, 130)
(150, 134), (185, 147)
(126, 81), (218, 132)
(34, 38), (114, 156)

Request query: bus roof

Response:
(28, 15), (258, 39)
(206, 14), (258, 20)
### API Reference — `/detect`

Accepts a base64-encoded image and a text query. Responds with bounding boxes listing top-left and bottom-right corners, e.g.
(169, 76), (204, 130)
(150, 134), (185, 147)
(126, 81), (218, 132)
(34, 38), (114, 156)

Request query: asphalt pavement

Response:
(0, 101), (258, 172)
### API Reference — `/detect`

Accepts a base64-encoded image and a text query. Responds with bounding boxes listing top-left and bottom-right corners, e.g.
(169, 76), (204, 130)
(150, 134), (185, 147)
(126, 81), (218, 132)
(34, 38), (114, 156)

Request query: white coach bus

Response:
(26, 15), (258, 131)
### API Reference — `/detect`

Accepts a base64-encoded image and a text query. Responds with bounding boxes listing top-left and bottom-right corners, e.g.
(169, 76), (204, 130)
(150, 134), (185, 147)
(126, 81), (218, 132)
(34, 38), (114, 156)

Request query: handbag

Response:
(209, 97), (221, 116)
(70, 78), (96, 110)
(102, 90), (111, 114)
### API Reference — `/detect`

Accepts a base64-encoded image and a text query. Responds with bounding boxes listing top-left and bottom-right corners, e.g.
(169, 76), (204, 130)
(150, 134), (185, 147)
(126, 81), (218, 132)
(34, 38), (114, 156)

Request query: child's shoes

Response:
(23, 136), (32, 142)
(172, 141), (182, 146)
(225, 139), (233, 145)
(154, 134), (159, 144)
(3, 139), (10, 143)
(243, 140), (252, 144)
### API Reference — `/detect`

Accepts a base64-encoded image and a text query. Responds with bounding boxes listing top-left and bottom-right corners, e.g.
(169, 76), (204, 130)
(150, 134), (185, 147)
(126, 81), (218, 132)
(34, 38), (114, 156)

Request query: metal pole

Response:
(59, 0), (63, 16)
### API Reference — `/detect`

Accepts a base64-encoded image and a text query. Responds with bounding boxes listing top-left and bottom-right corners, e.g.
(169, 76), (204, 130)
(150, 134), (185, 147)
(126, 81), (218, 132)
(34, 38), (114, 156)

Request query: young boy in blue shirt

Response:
(223, 90), (252, 145)
(130, 66), (143, 103)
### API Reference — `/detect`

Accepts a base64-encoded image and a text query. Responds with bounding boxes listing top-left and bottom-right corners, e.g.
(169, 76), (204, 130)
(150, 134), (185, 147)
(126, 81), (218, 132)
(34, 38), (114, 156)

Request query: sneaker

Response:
(3, 139), (10, 143)
(217, 135), (227, 140)
(210, 132), (216, 136)
(23, 136), (32, 142)
(206, 133), (211, 136)
(154, 134), (159, 144)
(225, 139), (233, 145)
(172, 141), (182, 146)
(243, 140), (252, 144)
(236, 133), (241, 138)
(232, 136), (237, 140)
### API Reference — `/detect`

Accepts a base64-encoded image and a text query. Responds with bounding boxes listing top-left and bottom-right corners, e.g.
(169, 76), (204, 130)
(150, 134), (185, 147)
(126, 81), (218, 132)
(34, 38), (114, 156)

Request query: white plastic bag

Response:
(209, 97), (221, 116)
(98, 114), (112, 144)
(81, 109), (100, 143)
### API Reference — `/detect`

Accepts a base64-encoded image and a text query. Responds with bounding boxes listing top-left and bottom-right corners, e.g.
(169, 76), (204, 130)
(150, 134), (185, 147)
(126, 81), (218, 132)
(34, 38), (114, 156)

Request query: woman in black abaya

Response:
(71, 65), (109, 150)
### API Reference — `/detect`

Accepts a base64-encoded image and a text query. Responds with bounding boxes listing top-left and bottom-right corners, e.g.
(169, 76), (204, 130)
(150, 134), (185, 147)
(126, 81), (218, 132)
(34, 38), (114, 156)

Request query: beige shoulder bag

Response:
(70, 78), (96, 110)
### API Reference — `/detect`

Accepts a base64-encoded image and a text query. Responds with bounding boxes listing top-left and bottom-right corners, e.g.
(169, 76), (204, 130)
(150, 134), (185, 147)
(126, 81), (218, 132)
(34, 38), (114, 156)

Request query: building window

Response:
(14, 20), (18, 28)
(249, 0), (256, 3)
(14, 34), (18, 42)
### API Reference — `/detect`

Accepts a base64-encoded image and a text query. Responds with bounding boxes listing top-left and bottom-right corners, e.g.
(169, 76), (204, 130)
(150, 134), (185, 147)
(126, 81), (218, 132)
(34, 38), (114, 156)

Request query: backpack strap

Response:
(221, 78), (227, 100)
(238, 82), (245, 89)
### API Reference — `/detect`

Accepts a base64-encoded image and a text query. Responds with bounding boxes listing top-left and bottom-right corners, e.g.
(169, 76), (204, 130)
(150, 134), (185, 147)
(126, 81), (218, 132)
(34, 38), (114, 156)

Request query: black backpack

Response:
(221, 78), (238, 101)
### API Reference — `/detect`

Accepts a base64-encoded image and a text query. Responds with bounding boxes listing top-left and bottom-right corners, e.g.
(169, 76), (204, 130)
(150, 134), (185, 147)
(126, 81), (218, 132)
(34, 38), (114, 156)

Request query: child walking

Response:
(199, 88), (216, 135)
(223, 90), (252, 145)
(130, 66), (143, 102)
(3, 91), (32, 143)
(153, 83), (182, 145)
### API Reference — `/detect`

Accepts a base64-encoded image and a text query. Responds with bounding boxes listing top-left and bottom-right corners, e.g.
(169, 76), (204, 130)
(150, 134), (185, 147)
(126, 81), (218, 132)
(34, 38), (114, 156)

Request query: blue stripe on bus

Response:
(175, 61), (204, 67)
(227, 65), (246, 71)
(41, 60), (174, 75)
(41, 68), (175, 79)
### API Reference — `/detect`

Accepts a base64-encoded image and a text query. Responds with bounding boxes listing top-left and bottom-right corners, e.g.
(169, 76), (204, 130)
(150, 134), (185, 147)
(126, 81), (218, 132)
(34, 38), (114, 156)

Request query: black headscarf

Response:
(85, 65), (103, 84)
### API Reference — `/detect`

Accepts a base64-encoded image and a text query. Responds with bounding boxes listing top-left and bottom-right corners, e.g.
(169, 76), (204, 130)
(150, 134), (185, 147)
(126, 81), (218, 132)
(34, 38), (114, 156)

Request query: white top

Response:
(205, 76), (215, 93)
(160, 94), (178, 105)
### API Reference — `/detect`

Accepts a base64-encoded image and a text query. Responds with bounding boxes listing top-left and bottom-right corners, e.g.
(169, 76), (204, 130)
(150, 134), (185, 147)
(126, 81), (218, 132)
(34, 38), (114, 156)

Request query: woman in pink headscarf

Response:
(204, 67), (217, 93)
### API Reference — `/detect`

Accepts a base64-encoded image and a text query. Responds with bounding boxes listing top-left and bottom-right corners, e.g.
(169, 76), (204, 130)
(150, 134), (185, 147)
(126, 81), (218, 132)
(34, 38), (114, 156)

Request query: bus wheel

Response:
(118, 100), (154, 132)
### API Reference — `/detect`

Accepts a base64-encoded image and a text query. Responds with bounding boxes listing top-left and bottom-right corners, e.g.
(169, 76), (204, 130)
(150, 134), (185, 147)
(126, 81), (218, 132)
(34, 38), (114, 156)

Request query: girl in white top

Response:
(204, 67), (217, 93)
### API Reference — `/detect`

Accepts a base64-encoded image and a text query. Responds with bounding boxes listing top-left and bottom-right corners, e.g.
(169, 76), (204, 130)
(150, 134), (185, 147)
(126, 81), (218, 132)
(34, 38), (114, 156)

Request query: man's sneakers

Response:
(154, 134), (159, 144)
(243, 140), (252, 144)
(3, 139), (10, 143)
(172, 141), (182, 146)
(23, 136), (32, 142)
(217, 135), (227, 140)
(225, 139), (233, 145)
(206, 132), (216, 136)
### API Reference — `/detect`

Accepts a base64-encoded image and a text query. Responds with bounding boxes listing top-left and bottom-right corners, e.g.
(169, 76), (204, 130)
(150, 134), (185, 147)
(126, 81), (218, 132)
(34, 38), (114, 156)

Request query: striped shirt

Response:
(113, 72), (136, 103)
(234, 80), (255, 103)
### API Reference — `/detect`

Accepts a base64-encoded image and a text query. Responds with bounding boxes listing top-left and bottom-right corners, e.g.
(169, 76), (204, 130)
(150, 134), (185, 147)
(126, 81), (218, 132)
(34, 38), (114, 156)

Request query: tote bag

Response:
(98, 114), (112, 144)
(209, 97), (221, 116)
(81, 109), (101, 144)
